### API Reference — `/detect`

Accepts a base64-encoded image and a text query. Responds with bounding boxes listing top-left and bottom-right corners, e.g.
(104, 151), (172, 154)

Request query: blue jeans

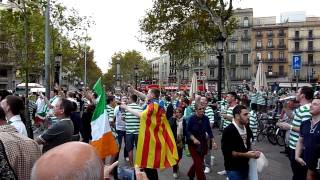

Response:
(116, 130), (128, 158)
(226, 170), (248, 180)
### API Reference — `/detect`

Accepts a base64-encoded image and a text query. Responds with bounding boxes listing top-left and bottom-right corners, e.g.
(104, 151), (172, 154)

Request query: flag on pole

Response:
(135, 102), (178, 169)
(90, 78), (118, 158)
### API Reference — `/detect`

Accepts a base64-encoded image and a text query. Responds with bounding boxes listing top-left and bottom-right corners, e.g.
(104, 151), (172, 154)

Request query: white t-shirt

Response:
(35, 97), (46, 114)
(232, 121), (247, 148)
(8, 115), (28, 137)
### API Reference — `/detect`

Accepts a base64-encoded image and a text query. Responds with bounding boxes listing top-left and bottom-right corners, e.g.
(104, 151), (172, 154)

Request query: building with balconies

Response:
(287, 19), (320, 83)
(252, 17), (290, 83)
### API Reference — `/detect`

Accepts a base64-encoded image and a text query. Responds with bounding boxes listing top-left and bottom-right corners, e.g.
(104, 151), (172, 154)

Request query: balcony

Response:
(229, 48), (238, 53)
(207, 62), (217, 67)
(278, 32), (286, 37)
(291, 36), (301, 41)
(277, 44), (286, 49)
(277, 58), (287, 63)
(266, 45), (275, 50)
(267, 33), (273, 37)
(241, 48), (251, 53)
(255, 46), (264, 50)
(266, 72), (288, 78)
(307, 47), (314, 52)
(256, 33), (263, 38)
(307, 35), (314, 40)
(292, 48), (302, 53)
(230, 36), (238, 41)
(241, 35), (251, 41)
(240, 61), (251, 66)
(254, 58), (288, 64)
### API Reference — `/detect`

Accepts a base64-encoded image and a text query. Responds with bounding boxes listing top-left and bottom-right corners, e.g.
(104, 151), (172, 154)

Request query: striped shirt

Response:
(106, 105), (114, 122)
(190, 101), (196, 111)
(289, 103), (311, 149)
(249, 110), (258, 141)
(205, 106), (214, 124)
(125, 103), (142, 134)
(257, 91), (266, 105)
(223, 105), (236, 129)
(249, 92), (257, 104)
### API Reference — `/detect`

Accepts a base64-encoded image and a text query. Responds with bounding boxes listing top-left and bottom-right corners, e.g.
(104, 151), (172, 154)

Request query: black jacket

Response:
(221, 123), (253, 171)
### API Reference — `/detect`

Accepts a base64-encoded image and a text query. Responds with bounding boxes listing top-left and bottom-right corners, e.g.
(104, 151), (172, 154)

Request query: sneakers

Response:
(173, 173), (179, 179)
(204, 167), (210, 174)
(125, 157), (129, 162)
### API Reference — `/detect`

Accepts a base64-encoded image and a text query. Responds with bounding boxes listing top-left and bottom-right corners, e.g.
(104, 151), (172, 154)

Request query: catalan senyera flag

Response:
(90, 78), (118, 159)
(135, 102), (178, 169)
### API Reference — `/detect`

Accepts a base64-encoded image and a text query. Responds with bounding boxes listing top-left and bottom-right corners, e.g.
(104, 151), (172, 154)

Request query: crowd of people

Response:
(0, 81), (319, 180)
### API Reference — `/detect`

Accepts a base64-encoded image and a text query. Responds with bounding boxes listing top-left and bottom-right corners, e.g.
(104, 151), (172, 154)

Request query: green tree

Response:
(139, 0), (236, 91)
(102, 50), (152, 90)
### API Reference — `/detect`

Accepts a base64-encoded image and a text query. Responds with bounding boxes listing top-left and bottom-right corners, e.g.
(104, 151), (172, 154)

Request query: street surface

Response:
(117, 129), (292, 180)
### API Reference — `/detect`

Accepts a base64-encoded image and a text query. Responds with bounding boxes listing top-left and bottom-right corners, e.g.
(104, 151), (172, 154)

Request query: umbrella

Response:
(254, 62), (268, 91)
(189, 73), (198, 97)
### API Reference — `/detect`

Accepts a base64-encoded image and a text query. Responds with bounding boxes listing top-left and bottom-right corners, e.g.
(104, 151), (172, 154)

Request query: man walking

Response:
(221, 105), (260, 180)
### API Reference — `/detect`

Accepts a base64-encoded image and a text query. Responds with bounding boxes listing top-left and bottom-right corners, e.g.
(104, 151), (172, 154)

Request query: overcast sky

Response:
(61, 0), (320, 73)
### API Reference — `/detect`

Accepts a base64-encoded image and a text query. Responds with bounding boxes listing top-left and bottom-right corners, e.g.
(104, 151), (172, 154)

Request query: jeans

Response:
(226, 170), (248, 180)
(288, 148), (307, 180)
(116, 130), (128, 158)
(204, 149), (211, 167)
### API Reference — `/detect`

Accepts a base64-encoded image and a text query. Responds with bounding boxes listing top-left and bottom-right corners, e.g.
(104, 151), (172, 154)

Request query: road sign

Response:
(292, 55), (302, 70)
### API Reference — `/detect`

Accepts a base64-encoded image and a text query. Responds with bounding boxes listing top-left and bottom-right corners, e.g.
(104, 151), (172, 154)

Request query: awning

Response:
(279, 82), (312, 88)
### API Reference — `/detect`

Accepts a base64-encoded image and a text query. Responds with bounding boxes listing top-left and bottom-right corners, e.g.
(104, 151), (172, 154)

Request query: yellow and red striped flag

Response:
(135, 102), (178, 169)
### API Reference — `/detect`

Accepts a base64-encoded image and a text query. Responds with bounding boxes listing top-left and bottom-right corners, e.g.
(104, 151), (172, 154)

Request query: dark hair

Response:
(53, 89), (59, 95)
(6, 95), (24, 115)
(251, 103), (257, 111)
(130, 94), (138, 102)
(106, 96), (115, 104)
(175, 107), (183, 113)
(233, 105), (247, 118)
(0, 106), (5, 120)
(300, 86), (314, 101)
(165, 95), (171, 102)
(150, 89), (160, 99)
(59, 98), (74, 117)
(228, 91), (239, 100)
(182, 97), (190, 105)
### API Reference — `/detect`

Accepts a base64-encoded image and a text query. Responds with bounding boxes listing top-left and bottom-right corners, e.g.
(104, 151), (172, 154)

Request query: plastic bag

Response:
(257, 152), (268, 172)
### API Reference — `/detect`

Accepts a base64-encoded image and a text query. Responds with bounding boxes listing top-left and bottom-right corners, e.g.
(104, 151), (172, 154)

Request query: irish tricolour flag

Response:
(91, 78), (118, 158)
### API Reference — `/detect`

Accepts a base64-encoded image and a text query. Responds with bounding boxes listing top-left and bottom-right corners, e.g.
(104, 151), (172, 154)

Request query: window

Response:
(231, 68), (236, 78)
(279, 39), (284, 46)
(0, 69), (7, 77)
(256, 40), (262, 48)
(194, 57), (200, 66)
(267, 52), (273, 60)
(308, 41), (313, 50)
(268, 66), (273, 73)
(231, 42), (236, 50)
(243, 68), (249, 78)
(309, 30), (313, 38)
(243, 17), (249, 27)
(267, 30), (273, 36)
(256, 52), (261, 60)
(209, 68), (215, 77)
(267, 39), (273, 47)
(244, 30), (248, 37)
(209, 54), (215, 61)
(279, 66), (284, 76)
(295, 42), (300, 51)
(279, 29), (284, 36)
(308, 54), (314, 64)
(279, 51), (284, 60)
(257, 31), (262, 36)
(230, 54), (236, 65)
(295, 31), (300, 37)
(243, 54), (249, 64)
(243, 41), (249, 50)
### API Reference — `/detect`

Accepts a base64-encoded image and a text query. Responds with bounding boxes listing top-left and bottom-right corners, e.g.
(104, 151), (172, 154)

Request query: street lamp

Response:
(134, 64), (139, 89)
(216, 32), (226, 101)
(116, 57), (121, 88)
(54, 53), (62, 85)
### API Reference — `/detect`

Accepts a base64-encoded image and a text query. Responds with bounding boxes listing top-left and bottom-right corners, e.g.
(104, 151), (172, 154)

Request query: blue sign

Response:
(292, 55), (302, 70)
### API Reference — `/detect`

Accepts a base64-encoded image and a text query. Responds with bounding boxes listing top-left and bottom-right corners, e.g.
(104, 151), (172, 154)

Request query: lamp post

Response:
(216, 32), (226, 101)
(134, 64), (139, 89)
(116, 57), (121, 89)
(54, 53), (62, 85)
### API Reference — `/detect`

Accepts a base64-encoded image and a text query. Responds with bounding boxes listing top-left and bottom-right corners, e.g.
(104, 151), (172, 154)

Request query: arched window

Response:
(243, 17), (249, 27)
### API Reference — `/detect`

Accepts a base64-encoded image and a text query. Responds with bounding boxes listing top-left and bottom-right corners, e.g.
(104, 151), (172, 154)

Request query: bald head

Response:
(31, 142), (103, 180)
